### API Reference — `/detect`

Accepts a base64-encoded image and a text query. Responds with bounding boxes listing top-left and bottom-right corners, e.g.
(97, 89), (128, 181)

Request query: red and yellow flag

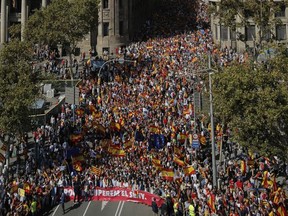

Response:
(240, 160), (246, 174)
(262, 171), (269, 188)
(91, 166), (101, 176)
(183, 166), (196, 175)
(150, 125), (159, 134)
(152, 158), (163, 170)
(161, 169), (174, 181)
(73, 161), (82, 172)
(124, 139), (133, 150)
(277, 204), (288, 216)
(70, 134), (83, 143)
(173, 156), (185, 167)
(207, 193), (216, 213)
(174, 146), (183, 157)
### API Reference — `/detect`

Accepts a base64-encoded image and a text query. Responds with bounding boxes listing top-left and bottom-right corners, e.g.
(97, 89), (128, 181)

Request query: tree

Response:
(212, 50), (288, 161)
(0, 40), (41, 179)
(209, 0), (288, 43)
(24, 0), (99, 68)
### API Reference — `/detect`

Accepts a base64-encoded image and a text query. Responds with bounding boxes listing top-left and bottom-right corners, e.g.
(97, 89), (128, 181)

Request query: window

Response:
(220, 26), (228, 41)
(230, 30), (236, 40)
(275, 5), (286, 17)
(245, 25), (256, 41)
(119, 21), (124, 36)
(103, 0), (109, 9)
(103, 23), (109, 36)
(276, 25), (286, 40)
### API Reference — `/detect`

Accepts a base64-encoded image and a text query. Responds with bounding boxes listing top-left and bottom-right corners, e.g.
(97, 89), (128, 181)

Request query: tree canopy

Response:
(0, 40), (41, 136)
(212, 50), (288, 161)
(24, 0), (99, 54)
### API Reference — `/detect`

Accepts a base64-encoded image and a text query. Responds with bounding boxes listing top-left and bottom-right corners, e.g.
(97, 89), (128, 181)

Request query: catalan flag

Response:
(262, 171), (269, 188)
(173, 156), (185, 167)
(277, 204), (288, 216)
(161, 169), (174, 181)
(183, 166), (196, 175)
(91, 166), (101, 176)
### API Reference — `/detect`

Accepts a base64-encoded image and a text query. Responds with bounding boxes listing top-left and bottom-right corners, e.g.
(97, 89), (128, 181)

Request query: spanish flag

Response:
(73, 161), (83, 172)
(174, 146), (183, 157)
(70, 134), (83, 143)
(109, 148), (126, 157)
(91, 166), (101, 176)
(277, 204), (287, 216)
(23, 182), (31, 194)
(240, 160), (246, 174)
(124, 139), (133, 150)
(75, 108), (85, 117)
(178, 133), (188, 143)
(207, 193), (216, 213)
(150, 125), (159, 134)
(161, 168), (174, 181)
(183, 166), (196, 175)
(173, 156), (185, 167)
(152, 158), (163, 170)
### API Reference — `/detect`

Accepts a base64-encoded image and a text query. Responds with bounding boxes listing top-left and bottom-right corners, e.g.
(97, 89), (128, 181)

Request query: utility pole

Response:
(208, 54), (217, 188)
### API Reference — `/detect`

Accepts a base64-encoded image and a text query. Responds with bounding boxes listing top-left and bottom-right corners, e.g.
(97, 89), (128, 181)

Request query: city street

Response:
(45, 201), (153, 216)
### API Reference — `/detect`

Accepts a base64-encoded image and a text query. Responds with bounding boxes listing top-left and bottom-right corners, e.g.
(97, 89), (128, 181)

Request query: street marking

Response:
(115, 201), (122, 216)
(118, 201), (125, 216)
(52, 205), (60, 216)
(101, 200), (109, 211)
(83, 201), (91, 216)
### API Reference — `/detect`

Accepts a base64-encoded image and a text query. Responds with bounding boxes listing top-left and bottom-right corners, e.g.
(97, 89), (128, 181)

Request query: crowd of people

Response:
(0, 0), (287, 216)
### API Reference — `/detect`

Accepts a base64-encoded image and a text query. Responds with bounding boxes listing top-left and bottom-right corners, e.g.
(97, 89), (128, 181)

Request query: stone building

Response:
(209, 0), (288, 53)
(0, 0), (158, 56)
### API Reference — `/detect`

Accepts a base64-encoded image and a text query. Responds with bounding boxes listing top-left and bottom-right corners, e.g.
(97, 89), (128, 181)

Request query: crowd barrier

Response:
(64, 187), (165, 207)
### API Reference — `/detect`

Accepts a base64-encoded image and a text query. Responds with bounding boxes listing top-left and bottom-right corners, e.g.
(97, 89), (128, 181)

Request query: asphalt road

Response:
(44, 201), (154, 216)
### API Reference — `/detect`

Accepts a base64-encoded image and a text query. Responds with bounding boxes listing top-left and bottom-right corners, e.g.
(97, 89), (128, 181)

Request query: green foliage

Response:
(0, 40), (41, 136)
(213, 53), (288, 161)
(24, 0), (99, 53)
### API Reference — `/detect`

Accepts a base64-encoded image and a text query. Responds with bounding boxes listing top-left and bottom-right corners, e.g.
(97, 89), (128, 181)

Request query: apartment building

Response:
(0, 0), (157, 56)
(209, 0), (288, 52)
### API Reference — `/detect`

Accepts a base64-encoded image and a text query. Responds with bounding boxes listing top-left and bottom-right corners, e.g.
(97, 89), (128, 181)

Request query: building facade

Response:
(0, 0), (48, 44)
(209, 0), (288, 52)
(0, 0), (157, 56)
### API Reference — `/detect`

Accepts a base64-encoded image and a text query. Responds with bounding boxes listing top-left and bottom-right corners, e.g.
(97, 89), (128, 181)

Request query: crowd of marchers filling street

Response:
(0, 0), (287, 216)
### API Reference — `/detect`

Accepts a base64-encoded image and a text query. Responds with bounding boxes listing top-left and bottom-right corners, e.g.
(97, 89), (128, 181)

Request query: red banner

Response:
(64, 187), (164, 207)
